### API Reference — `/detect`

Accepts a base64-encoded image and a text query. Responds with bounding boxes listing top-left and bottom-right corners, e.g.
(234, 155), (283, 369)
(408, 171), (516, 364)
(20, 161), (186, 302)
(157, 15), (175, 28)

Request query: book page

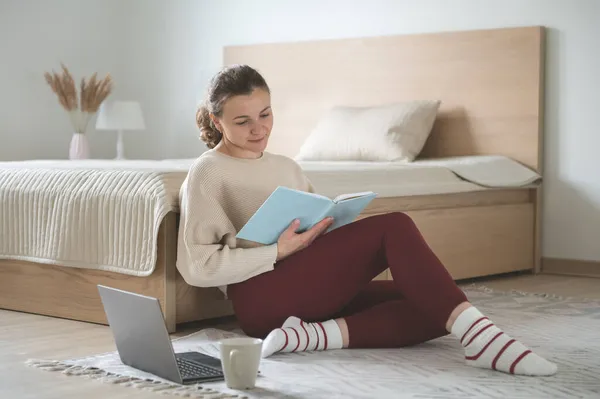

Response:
(334, 191), (376, 203)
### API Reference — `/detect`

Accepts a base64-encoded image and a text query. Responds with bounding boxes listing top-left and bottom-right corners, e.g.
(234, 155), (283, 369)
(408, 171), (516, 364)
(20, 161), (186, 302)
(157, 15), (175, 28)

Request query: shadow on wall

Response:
(541, 27), (600, 262)
(543, 178), (600, 261)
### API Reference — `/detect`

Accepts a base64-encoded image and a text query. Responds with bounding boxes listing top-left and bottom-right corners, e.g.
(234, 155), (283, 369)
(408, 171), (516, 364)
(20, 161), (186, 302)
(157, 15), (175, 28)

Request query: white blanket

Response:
(0, 155), (540, 276)
(300, 155), (541, 198)
(0, 159), (192, 276)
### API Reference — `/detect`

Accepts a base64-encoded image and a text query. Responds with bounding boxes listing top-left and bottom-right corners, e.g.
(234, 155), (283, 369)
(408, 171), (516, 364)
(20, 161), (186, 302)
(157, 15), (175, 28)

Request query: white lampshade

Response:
(96, 101), (145, 130)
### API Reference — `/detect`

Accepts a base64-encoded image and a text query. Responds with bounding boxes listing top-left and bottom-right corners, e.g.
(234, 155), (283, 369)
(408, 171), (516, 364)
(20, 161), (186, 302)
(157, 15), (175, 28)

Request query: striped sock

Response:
(451, 306), (557, 376)
(261, 316), (343, 358)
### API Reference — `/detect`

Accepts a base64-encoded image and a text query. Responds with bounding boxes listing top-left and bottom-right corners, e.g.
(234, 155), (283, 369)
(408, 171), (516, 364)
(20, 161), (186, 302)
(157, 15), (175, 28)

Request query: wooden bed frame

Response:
(0, 26), (545, 333)
(223, 25), (546, 283)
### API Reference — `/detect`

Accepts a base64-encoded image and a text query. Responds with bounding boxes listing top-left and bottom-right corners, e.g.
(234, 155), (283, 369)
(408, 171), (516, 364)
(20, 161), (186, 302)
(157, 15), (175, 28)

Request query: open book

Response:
(236, 186), (377, 245)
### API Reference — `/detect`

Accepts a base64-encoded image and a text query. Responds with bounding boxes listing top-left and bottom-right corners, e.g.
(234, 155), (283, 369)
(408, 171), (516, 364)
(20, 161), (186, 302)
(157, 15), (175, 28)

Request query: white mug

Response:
(218, 337), (263, 390)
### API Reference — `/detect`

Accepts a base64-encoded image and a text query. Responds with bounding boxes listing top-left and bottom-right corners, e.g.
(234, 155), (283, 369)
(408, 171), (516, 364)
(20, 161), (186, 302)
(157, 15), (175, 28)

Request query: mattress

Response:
(299, 155), (541, 198)
(0, 155), (539, 276)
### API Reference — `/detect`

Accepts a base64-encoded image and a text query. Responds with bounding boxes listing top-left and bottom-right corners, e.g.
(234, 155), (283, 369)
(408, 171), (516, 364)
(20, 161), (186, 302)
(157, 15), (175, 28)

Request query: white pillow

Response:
(295, 100), (441, 162)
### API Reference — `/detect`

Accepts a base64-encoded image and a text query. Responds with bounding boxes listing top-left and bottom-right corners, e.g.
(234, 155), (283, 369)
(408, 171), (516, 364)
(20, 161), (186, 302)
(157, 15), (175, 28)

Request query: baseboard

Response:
(542, 257), (600, 278)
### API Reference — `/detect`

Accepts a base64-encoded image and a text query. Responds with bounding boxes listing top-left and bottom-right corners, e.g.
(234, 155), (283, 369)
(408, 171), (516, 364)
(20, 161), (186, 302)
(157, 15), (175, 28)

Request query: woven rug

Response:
(27, 285), (600, 398)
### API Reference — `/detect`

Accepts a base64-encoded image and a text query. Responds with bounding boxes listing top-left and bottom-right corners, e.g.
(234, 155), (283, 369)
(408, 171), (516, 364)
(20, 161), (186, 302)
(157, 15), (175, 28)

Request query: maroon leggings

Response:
(227, 212), (468, 348)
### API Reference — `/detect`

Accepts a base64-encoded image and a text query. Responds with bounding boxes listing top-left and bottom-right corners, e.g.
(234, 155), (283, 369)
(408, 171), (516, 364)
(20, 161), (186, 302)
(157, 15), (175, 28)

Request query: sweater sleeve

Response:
(305, 175), (317, 194)
(292, 160), (317, 194)
(176, 166), (278, 288)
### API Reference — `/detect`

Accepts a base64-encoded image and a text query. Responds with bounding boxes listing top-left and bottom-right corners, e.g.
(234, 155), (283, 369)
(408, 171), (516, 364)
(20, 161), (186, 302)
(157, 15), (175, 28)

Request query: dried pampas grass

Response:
(44, 63), (113, 134)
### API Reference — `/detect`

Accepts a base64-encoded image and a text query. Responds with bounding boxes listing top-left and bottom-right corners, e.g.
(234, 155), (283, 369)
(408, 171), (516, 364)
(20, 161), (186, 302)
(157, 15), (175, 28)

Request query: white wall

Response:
(2, 0), (599, 261)
(116, 0), (175, 160)
(0, 0), (127, 160)
(0, 0), (174, 160)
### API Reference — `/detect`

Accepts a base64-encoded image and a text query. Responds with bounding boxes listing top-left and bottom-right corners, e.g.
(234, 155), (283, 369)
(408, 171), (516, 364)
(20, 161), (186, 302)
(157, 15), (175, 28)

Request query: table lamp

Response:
(95, 101), (145, 159)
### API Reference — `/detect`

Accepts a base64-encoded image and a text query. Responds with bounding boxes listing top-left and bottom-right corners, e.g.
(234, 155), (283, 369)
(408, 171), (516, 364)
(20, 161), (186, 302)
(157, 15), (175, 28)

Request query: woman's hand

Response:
(276, 217), (334, 261)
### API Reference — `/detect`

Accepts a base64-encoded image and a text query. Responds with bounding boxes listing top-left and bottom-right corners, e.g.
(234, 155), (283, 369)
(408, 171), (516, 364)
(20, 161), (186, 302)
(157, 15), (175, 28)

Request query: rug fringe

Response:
(25, 359), (244, 399)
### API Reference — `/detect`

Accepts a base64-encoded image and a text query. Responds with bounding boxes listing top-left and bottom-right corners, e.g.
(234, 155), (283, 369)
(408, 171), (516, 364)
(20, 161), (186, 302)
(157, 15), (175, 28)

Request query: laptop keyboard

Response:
(176, 357), (222, 379)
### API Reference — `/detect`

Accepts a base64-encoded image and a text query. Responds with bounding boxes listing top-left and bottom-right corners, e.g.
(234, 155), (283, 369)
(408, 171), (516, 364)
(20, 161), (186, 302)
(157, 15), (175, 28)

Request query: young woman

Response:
(176, 64), (556, 377)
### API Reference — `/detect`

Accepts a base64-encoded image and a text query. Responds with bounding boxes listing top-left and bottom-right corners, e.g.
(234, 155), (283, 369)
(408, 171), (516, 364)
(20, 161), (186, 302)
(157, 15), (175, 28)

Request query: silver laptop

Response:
(97, 285), (224, 385)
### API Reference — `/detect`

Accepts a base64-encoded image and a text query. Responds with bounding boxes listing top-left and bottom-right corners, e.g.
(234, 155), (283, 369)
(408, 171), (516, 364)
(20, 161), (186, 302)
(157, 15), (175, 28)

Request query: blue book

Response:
(236, 186), (377, 245)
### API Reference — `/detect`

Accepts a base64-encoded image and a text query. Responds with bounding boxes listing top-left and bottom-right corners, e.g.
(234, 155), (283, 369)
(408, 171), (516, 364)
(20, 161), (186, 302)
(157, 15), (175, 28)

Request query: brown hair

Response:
(196, 64), (270, 149)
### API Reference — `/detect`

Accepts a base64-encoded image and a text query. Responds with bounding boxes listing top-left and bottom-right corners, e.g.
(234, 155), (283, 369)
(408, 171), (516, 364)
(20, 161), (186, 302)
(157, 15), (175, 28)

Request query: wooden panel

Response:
(224, 26), (545, 171)
(161, 212), (178, 332)
(542, 258), (600, 278)
(373, 269), (389, 281)
(363, 188), (531, 213)
(357, 203), (535, 280)
(411, 204), (534, 279)
(175, 278), (234, 324)
(0, 246), (167, 328)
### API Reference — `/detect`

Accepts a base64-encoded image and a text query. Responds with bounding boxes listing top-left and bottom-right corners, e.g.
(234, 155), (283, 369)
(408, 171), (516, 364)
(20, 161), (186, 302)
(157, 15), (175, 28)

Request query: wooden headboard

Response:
(224, 26), (545, 172)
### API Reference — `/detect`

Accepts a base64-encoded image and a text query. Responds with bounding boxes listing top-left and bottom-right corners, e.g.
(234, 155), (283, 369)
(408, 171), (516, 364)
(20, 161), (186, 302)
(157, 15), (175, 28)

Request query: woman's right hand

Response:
(276, 217), (334, 261)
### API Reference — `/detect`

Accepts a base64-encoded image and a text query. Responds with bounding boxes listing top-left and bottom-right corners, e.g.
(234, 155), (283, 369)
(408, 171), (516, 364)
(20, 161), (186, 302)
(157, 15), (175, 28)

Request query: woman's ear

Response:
(209, 114), (222, 132)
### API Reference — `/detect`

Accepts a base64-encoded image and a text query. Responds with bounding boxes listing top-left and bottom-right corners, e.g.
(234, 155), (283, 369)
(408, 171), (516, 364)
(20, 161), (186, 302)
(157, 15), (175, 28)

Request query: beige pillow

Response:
(295, 100), (441, 162)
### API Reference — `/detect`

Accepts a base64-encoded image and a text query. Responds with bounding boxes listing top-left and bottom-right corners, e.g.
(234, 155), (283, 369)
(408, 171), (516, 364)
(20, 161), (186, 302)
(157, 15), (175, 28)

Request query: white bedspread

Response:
(0, 155), (539, 276)
(0, 159), (193, 276)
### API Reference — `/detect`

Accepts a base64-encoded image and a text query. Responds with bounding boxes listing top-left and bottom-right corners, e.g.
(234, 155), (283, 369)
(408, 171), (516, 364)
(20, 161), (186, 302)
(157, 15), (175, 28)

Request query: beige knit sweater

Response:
(176, 149), (314, 290)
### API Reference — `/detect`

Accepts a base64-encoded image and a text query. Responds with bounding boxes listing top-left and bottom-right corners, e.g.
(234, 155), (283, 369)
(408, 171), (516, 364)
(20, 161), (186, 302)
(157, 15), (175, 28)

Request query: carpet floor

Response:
(27, 285), (600, 399)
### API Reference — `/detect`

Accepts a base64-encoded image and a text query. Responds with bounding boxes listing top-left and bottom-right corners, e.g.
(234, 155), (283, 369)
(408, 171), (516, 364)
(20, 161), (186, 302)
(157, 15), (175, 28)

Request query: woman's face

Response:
(212, 88), (273, 158)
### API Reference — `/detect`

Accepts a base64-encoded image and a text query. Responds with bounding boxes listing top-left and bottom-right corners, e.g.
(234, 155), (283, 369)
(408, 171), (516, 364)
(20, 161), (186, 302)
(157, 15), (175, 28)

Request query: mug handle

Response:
(229, 349), (241, 378)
